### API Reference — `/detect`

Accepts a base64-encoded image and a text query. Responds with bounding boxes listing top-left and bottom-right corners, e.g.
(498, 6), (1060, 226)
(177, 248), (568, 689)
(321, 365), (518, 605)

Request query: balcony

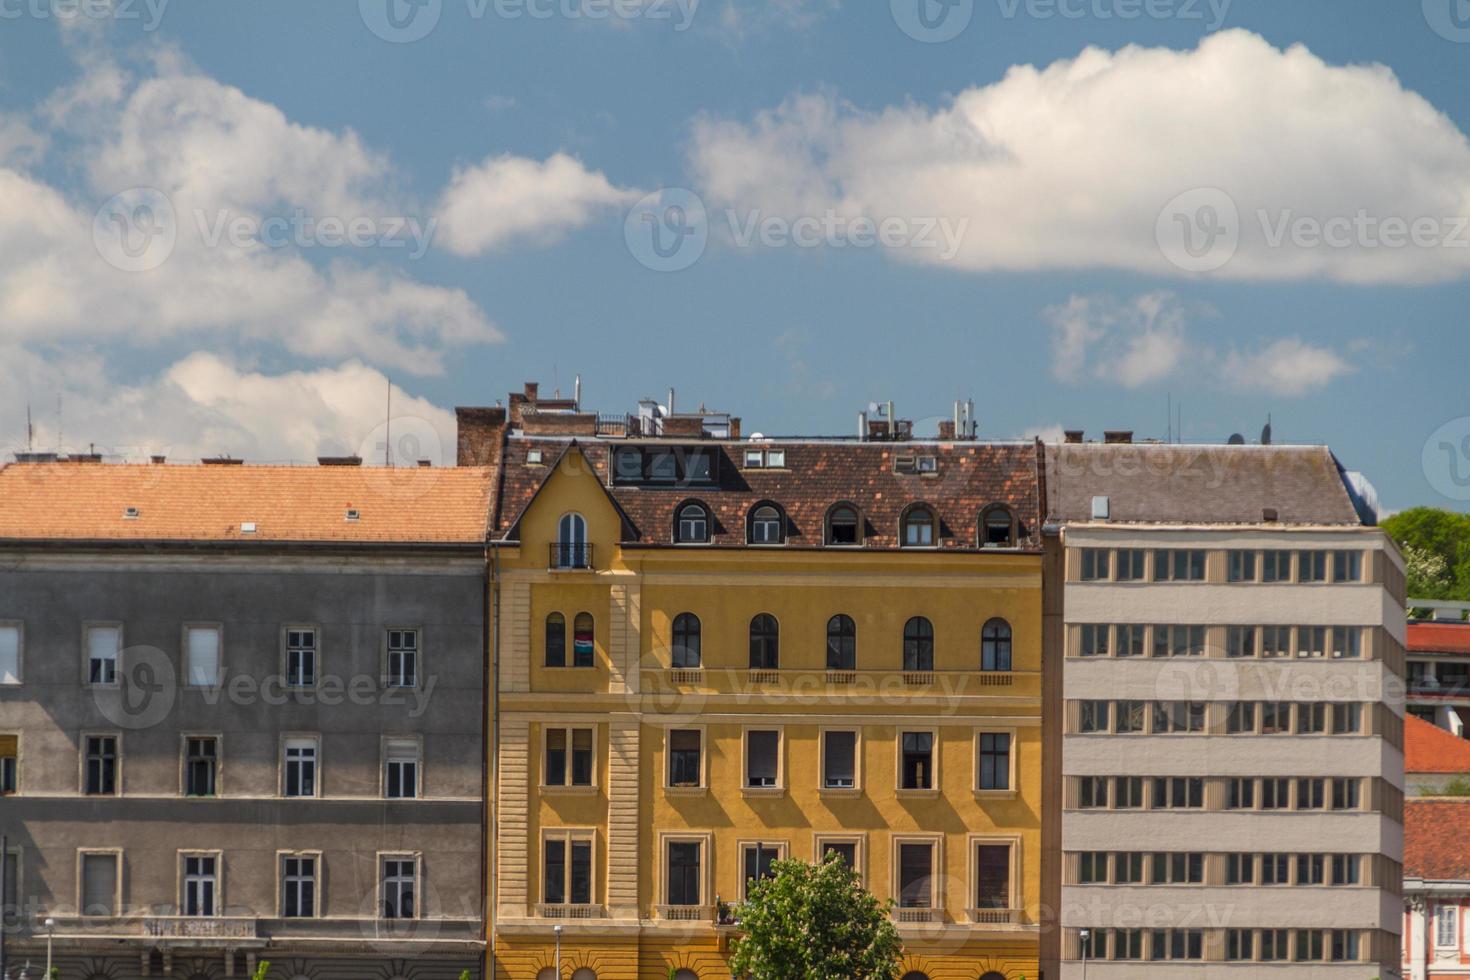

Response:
(893, 907), (943, 924)
(549, 543), (595, 571)
(970, 907), (1024, 926)
(536, 904), (606, 920)
(657, 904), (714, 922)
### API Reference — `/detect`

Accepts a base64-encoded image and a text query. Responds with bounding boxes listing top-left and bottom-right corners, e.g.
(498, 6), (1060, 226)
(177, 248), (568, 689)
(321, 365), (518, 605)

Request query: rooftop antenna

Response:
(384, 376), (393, 467)
(56, 394), (62, 453)
(1167, 393), (1172, 444)
(25, 404), (32, 452)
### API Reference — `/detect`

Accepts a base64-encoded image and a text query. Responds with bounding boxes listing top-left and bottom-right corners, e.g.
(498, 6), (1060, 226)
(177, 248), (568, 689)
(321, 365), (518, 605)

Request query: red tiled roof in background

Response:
(1409, 621), (1470, 655)
(1406, 713), (1470, 774)
(0, 463), (494, 544)
(493, 438), (1044, 551)
(1406, 799), (1470, 880)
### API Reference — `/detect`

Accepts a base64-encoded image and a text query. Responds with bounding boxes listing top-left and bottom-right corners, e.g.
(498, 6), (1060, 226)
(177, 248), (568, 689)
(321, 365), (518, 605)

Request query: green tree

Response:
(729, 853), (903, 980)
(1383, 507), (1470, 601)
(252, 962), (271, 980)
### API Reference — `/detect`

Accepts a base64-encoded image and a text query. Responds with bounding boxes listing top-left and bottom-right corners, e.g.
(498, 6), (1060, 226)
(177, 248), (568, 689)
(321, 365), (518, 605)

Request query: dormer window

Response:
(901, 506), (936, 548)
(123, 507), (140, 519)
(675, 503), (710, 544)
(527, 449), (544, 465)
(345, 509), (360, 522)
(554, 513), (591, 569)
(981, 506), (1016, 548)
(749, 504), (785, 546)
(826, 505), (861, 546)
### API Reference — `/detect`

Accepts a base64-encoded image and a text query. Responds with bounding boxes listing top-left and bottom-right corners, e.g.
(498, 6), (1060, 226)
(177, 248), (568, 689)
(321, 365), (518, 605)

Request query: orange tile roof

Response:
(0, 463), (493, 544)
(1406, 799), (1470, 880)
(1409, 621), (1470, 654)
(1406, 713), (1470, 774)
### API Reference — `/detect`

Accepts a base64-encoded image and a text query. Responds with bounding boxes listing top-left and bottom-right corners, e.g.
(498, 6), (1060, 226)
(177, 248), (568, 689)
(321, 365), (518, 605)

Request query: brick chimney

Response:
(456, 406), (509, 467)
(938, 420), (956, 440)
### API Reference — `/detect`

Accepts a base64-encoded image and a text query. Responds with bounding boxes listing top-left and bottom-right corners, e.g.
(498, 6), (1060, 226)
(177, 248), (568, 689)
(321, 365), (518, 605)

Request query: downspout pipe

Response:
(489, 544), (501, 980)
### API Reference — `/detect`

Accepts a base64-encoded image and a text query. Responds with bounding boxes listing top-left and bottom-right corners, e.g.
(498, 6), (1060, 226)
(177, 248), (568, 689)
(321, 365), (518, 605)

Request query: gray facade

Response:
(0, 549), (486, 980)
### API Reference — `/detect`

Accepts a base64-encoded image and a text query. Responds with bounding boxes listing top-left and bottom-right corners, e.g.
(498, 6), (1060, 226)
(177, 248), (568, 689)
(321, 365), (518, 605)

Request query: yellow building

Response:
(461, 385), (1044, 980)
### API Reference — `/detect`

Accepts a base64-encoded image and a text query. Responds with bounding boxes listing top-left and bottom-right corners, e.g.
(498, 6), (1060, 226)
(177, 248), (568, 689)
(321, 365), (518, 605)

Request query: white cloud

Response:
(1014, 423), (1068, 444)
(0, 349), (456, 465)
(436, 152), (639, 256)
(688, 30), (1470, 284)
(1045, 292), (1354, 395)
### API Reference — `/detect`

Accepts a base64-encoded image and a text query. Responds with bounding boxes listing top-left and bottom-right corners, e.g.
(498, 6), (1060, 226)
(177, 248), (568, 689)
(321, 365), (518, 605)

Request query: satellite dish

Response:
(1227, 433), (1245, 445)
(1261, 414), (1273, 446)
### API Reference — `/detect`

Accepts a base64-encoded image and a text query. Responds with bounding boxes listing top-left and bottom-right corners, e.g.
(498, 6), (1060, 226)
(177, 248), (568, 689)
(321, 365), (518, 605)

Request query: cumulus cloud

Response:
(436, 152), (639, 256)
(688, 30), (1470, 283)
(1044, 292), (1354, 395)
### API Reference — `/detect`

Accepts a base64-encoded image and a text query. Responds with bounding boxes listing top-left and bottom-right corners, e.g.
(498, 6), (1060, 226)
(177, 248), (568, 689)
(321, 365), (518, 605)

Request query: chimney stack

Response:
(1104, 430), (1134, 444)
(1064, 430), (1084, 444)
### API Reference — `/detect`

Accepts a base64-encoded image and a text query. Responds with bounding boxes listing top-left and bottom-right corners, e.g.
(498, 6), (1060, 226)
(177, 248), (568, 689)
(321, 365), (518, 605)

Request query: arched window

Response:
(982, 618), (1013, 672)
(981, 505), (1016, 548)
(556, 512), (590, 568)
(536, 971), (557, 980)
(545, 612), (567, 668)
(672, 613), (702, 669)
(903, 617), (934, 671)
(571, 970), (597, 980)
(901, 505), (936, 548)
(675, 502), (709, 544)
(750, 614), (780, 670)
(573, 612), (595, 668)
(826, 614), (856, 670)
(826, 505), (861, 546)
(672, 971), (699, 980)
(749, 504), (785, 545)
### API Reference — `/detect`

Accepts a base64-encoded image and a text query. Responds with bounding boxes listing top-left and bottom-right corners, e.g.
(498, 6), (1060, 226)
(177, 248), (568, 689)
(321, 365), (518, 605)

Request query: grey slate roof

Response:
(1044, 444), (1365, 526)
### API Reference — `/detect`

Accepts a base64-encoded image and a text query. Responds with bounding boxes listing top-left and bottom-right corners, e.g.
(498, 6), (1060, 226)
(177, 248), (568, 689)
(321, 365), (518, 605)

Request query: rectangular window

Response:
(1227, 777), (1256, 810)
(1152, 701), (1205, 734)
(1226, 929), (1255, 960)
(1226, 701), (1256, 734)
(1333, 703), (1362, 734)
(974, 843), (1011, 910)
(85, 735), (118, 795)
(1111, 929), (1144, 960)
(1153, 549), (1205, 582)
(1151, 930), (1204, 960)
(1227, 550), (1257, 583)
(1151, 777), (1203, 809)
(184, 625), (220, 687)
(823, 730), (857, 789)
(1080, 549), (1111, 581)
(1079, 777), (1109, 809)
(1296, 853), (1325, 885)
(1114, 776), (1144, 809)
(286, 628), (317, 688)
(385, 738), (420, 799)
(1226, 626), (1257, 659)
(386, 629), (418, 688)
(284, 737), (318, 798)
(382, 857), (416, 919)
(1079, 701), (1111, 734)
(819, 840), (858, 871)
(185, 737), (217, 797)
(1226, 853), (1255, 885)
(1331, 854), (1360, 886)
(1261, 625), (1292, 658)
(741, 843), (782, 900)
(80, 852), (118, 915)
(1331, 627), (1361, 659)
(0, 735), (16, 795)
(1332, 778), (1362, 811)
(1298, 551), (1328, 583)
(668, 730), (703, 788)
(1079, 624), (1110, 658)
(1262, 550), (1292, 583)
(545, 728), (593, 788)
(746, 730), (780, 789)
(901, 732), (934, 790)
(1331, 930), (1361, 962)
(1296, 626), (1327, 658)
(543, 835), (594, 906)
(1261, 702), (1292, 735)
(1077, 851), (1108, 884)
(0, 624), (20, 684)
(1299, 703), (1328, 734)
(1115, 624), (1145, 658)
(1116, 549), (1146, 581)
(1152, 624), (1205, 658)
(1332, 550), (1363, 583)
(1261, 929), (1289, 960)
(282, 855), (316, 917)
(1296, 929), (1326, 962)
(1150, 852), (1204, 885)
(1438, 906), (1459, 948)
(977, 732), (1011, 791)
(1262, 853), (1290, 885)
(1261, 778), (1291, 810)
(87, 625), (120, 685)
(898, 842), (935, 908)
(183, 854), (218, 916)
(666, 841), (702, 907)
(1114, 852), (1145, 884)
(1115, 700), (1146, 734)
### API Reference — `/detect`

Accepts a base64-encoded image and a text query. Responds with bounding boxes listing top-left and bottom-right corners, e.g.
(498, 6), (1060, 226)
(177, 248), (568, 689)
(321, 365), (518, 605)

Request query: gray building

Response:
(1040, 438), (1407, 979)
(0, 459), (492, 980)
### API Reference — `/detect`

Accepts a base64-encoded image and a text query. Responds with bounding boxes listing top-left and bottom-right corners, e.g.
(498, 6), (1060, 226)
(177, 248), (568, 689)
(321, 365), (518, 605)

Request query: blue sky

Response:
(0, 0), (1465, 513)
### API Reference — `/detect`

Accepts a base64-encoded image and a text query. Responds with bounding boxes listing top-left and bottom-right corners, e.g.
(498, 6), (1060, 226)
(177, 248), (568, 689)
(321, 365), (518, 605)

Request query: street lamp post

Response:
(553, 924), (563, 979)
(44, 918), (54, 978)
(1079, 927), (1090, 980)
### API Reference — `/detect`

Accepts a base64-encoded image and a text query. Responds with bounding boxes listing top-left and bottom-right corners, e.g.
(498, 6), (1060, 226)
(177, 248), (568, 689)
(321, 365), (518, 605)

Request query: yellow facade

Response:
(490, 447), (1042, 980)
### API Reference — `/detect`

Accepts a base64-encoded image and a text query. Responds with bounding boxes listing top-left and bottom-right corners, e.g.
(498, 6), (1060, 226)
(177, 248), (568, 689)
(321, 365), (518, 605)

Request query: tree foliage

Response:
(1383, 507), (1470, 602)
(729, 854), (904, 980)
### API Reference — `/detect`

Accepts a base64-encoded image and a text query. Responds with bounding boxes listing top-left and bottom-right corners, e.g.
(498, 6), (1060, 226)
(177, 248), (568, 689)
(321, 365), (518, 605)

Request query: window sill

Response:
(665, 786), (708, 798)
(819, 787), (862, 799)
(540, 785), (598, 796)
(974, 789), (1018, 801)
(742, 786), (786, 799)
(897, 788), (940, 799)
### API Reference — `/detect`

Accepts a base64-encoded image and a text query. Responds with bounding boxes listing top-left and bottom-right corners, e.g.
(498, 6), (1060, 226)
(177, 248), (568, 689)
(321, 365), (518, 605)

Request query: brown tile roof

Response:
(493, 438), (1043, 551)
(1406, 799), (1470, 880)
(1410, 621), (1470, 655)
(1407, 714), (1470, 775)
(0, 463), (493, 544)
(1044, 444), (1364, 525)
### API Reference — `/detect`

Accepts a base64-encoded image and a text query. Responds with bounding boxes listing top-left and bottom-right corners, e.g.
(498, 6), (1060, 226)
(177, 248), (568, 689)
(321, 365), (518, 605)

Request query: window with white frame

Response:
(816, 837), (861, 876)
(285, 628), (317, 688)
(0, 735), (15, 795)
(543, 831), (594, 906)
(282, 855), (316, 917)
(822, 730), (857, 790)
(900, 731), (935, 791)
(667, 729), (703, 788)
(740, 843), (784, 900)
(386, 629), (418, 688)
(545, 727), (594, 788)
(182, 853), (218, 916)
(0, 624), (19, 684)
(382, 856), (417, 918)
(1437, 905), (1459, 948)
(665, 839), (704, 907)
(86, 625), (120, 685)
(974, 841), (1013, 911)
(384, 738), (420, 799)
(745, 730), (780, 789)
(184, 625), (220, 687)
(185, 736), (218, 797)
(897, 840), (936, 908)
(1332, 550), (1363, 583)
(283, 737), (318, 798)
(79, 851), (118, 916)
(977, 732), (1012, 791)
